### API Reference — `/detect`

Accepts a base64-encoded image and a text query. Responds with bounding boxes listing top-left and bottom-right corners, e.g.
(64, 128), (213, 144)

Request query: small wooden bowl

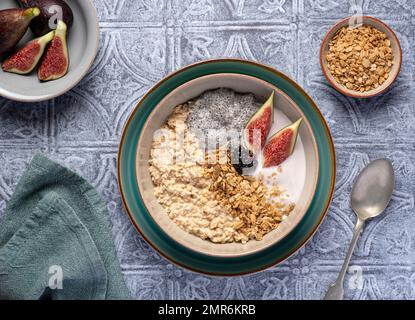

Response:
(320, 16), (402, 99)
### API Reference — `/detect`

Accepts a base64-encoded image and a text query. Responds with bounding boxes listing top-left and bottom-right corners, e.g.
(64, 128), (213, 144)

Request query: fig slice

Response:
(2, 31), (54, 74)
(38, 20), (68, 81)
(263, 118), (303, 168)
(244, 91), (274, 153)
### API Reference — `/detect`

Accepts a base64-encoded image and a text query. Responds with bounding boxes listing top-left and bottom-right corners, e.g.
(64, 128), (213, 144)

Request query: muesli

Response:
(326, 25), (394, 92)
(149, 89), (300, 243)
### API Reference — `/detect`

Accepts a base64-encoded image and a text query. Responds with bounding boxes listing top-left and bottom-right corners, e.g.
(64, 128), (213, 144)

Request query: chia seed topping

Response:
(186, 88), (261, 150)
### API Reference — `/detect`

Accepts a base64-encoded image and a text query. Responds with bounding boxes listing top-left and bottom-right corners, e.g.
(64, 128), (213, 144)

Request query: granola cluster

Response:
(204, 148), (295, 241)
(326, 25), (394, 92)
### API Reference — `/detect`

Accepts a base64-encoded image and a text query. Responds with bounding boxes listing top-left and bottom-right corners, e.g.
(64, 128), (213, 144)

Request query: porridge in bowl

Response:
(148, 89), (300, 244)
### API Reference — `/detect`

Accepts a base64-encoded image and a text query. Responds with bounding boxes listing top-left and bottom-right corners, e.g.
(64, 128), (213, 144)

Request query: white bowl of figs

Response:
(0, 0), (99, 102)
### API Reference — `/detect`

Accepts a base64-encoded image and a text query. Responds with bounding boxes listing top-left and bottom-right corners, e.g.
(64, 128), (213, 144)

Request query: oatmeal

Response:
(149, 106), (247, 243)
(149, 103), (295, 244)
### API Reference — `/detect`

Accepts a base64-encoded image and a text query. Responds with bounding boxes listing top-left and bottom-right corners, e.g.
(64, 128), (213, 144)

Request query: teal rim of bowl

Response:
(118, 59), (336, 276)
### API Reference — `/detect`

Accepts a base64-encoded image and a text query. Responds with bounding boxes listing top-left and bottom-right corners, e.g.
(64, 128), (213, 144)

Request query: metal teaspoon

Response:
(324, 159), (395, 300)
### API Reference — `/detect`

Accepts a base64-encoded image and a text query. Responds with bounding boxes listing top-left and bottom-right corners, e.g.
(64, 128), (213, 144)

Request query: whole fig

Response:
(0, 7), (40, 55)
(18, 0), (73, 37)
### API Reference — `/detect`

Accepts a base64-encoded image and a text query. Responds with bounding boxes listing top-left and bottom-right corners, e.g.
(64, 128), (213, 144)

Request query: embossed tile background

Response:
(1, 0), (414, 300)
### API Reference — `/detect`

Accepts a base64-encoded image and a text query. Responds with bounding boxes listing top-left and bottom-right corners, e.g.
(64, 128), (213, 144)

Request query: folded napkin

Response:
(0, 154), (130, 300)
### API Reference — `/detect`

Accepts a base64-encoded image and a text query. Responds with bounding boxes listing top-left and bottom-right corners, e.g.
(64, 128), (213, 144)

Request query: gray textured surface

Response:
(0, 0), (414, 300)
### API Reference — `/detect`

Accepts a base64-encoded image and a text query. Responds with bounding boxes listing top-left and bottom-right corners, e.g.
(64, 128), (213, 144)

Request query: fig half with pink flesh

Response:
(38, 20), (68, 81)
(244, 91), (274, 153)
(2, 31), (54, 74)
(263, 118), (303, 168)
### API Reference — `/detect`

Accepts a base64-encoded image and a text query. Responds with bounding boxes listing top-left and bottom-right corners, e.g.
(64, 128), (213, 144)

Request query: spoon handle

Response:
(324, 217), (365, 300)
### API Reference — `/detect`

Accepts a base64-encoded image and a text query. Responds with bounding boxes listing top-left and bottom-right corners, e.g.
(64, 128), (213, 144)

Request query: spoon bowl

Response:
(351, 159), (395, 220)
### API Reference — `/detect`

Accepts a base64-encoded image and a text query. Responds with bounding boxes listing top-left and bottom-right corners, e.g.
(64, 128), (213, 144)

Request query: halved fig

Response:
(2, 31), (54, 74)
(244, 91), (274, 153)
(38, 20), (68, 81)
(263, 118), (302, 168)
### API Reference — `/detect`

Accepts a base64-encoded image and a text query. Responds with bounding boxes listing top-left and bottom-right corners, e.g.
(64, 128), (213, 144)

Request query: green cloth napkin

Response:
(0, 154), (130, 300)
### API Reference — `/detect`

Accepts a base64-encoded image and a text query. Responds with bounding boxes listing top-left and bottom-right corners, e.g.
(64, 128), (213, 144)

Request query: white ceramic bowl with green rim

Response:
(0, 0), (99, 102)
(136, 73), (320, 258)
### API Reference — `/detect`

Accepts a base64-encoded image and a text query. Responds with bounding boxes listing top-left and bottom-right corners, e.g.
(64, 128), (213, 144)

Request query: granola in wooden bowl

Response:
(320, 16), (402, 98)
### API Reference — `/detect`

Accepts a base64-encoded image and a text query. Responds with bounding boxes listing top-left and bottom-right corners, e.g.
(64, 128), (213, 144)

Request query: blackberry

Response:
(232, 145), (257, 175)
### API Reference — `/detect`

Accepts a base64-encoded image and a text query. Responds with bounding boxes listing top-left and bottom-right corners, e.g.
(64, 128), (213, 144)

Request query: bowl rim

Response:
(135, 72), (320, 258)
(117, 58), (337, 276)
(0, 0), (100, 102)
(320, 15), (402, 99)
